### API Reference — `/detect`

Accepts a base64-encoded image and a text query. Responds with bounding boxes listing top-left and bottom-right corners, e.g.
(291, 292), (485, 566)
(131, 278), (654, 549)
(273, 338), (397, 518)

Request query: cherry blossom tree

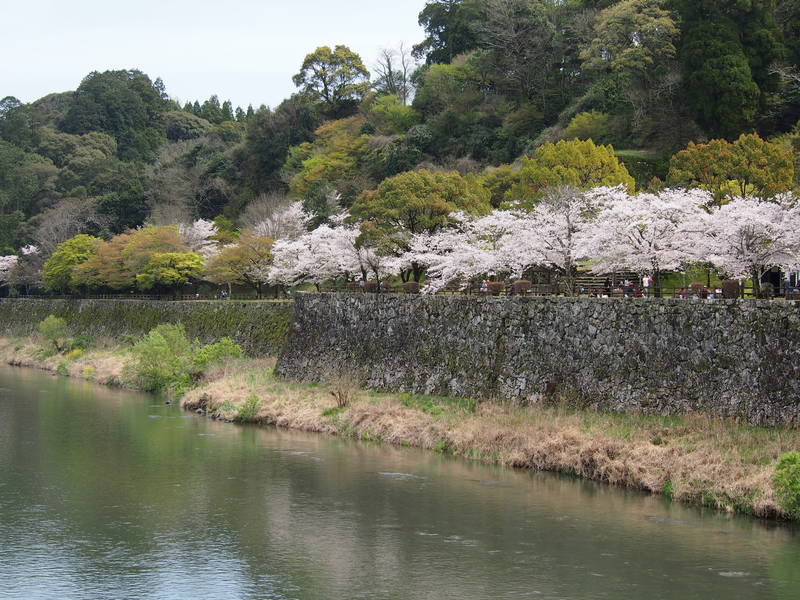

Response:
(406, 211), (540, 293)
(701, 197), (800, 297)
(578, 187), (710, 294)
(250, 202), (310, 241)
(0, 255), (18, 289)
(178, 219), (219, 258)
(527, 186), (607, 295)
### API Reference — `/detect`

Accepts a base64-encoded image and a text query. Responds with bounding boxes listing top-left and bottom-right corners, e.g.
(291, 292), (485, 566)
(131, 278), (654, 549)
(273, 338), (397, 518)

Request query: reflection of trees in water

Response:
(2, 367), (799, 599)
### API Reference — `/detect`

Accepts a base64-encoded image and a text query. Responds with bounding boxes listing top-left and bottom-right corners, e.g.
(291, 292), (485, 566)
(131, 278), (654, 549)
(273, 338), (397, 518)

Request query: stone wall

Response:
(277, 294), (800, 426)
(0, 299), (293, 356)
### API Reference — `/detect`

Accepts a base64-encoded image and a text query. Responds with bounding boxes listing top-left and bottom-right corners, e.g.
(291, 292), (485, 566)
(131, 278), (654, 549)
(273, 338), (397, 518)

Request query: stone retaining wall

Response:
(0, 299), (293, 356)
(276, 294), (800, 426)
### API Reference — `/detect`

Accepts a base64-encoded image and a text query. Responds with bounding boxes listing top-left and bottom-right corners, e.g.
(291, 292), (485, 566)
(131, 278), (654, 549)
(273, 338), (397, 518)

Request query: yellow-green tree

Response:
(668, 133), (794, 204)
(508, 139), (635, 206)
(205, 234), (273, 298)
(43, 234), (102, 293)
(351, 169), (491, 281)
(285, 117), (370, 204)
(72, 226), (189, 291)
(135, 252), (204, 294)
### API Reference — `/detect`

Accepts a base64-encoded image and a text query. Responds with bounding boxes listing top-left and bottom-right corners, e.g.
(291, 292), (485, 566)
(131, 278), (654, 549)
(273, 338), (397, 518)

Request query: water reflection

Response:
(0, 365), (798, 600)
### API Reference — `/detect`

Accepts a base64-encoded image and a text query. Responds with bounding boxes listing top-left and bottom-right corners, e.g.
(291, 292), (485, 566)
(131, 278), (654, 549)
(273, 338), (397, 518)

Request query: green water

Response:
(0, 365), (798, 599)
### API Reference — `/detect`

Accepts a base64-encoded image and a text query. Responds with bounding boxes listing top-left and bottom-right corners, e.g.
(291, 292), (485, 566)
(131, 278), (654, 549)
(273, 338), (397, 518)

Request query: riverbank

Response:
(1, 335), (798, 521)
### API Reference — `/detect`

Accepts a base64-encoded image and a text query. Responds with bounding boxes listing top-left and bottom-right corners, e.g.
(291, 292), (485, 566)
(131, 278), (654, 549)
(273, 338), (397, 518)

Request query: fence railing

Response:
(4, 293), (291, 302)
(4, 284), (798, 302)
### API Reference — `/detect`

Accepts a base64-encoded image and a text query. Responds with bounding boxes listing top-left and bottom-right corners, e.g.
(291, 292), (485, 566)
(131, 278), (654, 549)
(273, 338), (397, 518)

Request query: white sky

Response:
(2, 0), (428, 109)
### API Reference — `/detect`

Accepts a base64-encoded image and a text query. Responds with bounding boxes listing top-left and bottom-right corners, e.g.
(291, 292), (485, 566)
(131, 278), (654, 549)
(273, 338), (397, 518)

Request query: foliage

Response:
(72, 225), (191, 291)
(351, 169), (491, 280)
(581, 0), (679, 82)
(42, 234), (101, 292)
(37, 315), (70, 353)
(205, 233), (274, 297)
(413, 0), (481, 64)
(668, 134), (794, 204)
(292, 45), (370, 116)
(60, 70), (167, 161)
(135, 251), (204, 292)
(129, 323), (193, 393)
(563, 111), (613, 144)
(367, 94), (420, 134)
(509, 139), (635, 205)
(191, 337), (244, 373)
(774, 452), (800, 518)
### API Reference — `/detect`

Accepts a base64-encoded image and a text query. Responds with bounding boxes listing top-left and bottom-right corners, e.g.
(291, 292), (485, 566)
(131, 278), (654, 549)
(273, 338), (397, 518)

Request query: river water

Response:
(0, 365), (798, 599)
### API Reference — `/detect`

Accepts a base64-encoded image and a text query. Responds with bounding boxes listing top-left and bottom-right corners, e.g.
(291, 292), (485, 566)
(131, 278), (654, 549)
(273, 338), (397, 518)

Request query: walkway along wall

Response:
(0, 299), (293, 356)
(276, 294), (800, 426)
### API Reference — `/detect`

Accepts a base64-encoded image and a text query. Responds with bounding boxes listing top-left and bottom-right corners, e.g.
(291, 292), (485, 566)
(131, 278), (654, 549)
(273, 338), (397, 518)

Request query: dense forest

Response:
(1, 0), (799, 293)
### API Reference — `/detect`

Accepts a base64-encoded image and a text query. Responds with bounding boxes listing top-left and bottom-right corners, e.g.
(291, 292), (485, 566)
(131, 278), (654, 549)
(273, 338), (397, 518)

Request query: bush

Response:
(69, 334), (94, 351)
(563, 111), (611, 144)
(774, 452), (800, 518)
(191, 337), (243, 374)
(129, 325), (246, 395)
(403, 281), (420, 294)
(129, 323), (193, 394)
(65, 348), (85, 360)
(38, 315), (70, 353)
(327, 372), (359, 408)
(236, 395), (261, 421)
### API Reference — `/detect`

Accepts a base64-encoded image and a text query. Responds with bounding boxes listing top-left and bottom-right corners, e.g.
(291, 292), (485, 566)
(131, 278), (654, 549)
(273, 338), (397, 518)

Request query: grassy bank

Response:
(1, 334), (799, 521)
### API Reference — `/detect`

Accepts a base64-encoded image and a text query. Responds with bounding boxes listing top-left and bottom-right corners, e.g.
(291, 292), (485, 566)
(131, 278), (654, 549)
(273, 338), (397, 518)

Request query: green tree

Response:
(508, 139), (635, 205)
(292, 46), (370, 117)
(135, 252), (204, 294)
(284, 117), (371, 206)
(42, 234), (101, 293)
(668, 134), (794, 203)
(60, 70), (167, 162)
(351, 169), (491, 280)
(73, 226), (188, 291)
(563, 111), (612, 144)
(581, 0), (678, 83)
(205, 234), (273, 298)
(676, 0), (783, 139)
(413, 0), (481, 64)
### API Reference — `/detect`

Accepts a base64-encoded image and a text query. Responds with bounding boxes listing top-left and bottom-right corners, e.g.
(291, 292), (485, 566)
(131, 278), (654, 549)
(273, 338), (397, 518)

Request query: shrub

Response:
(403, 281), (420, 294)
(191, 337), (243, 374)
(38, 315), (70, 353)
(563, 111), (612, 144)
(327, 372), (359, 408)
(69, 334), (94, 351)
(774, 452), (800, 518)
(65, 348), (85, 360)
(56, 361), (69, 376)
(236, 395), (261, 421)
(129, 323), (193, 394)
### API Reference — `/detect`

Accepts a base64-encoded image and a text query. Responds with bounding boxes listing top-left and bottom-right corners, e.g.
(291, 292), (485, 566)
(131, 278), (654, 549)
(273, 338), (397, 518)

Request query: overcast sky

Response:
(2, 0), (428, 109)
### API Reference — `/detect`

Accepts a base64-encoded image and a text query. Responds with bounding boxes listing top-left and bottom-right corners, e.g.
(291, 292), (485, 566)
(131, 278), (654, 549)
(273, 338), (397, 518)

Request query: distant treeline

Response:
(0, 0), (798, 274)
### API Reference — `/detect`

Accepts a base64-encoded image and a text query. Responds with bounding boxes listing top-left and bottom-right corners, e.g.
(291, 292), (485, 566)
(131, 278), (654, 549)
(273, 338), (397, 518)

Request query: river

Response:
(0, 365), (798, 599)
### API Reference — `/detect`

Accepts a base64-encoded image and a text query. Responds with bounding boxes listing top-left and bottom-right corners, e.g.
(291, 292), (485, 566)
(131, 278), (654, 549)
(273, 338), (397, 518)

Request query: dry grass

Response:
(0, 336), (130, 386)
